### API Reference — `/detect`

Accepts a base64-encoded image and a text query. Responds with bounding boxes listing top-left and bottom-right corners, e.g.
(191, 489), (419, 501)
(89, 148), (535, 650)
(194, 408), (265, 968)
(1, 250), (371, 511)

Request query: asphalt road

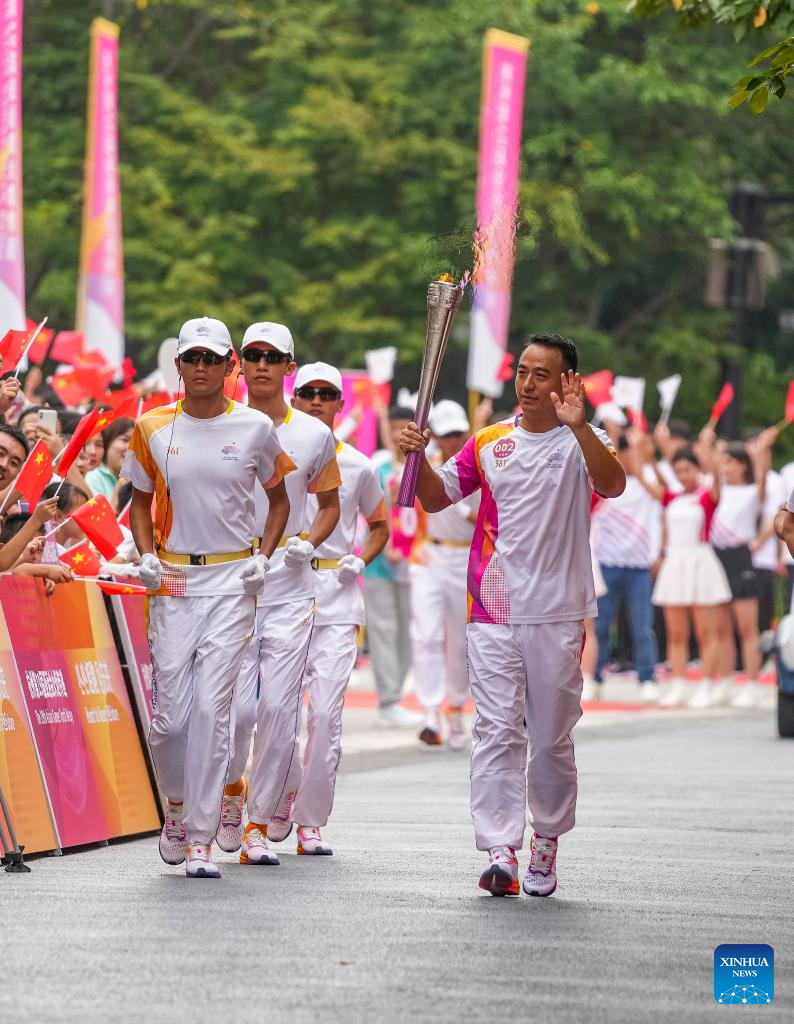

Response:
(3, 710), (792, 1024)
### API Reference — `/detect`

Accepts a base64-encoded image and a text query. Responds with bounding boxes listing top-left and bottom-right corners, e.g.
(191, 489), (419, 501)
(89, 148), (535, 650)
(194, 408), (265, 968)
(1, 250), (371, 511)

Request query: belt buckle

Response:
(189, 554), (206, 566)
(310, 557), (320, 570)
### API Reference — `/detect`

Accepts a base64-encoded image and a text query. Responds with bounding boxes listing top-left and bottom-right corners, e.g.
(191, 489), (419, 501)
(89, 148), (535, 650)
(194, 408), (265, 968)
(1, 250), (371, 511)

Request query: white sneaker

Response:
(658, 679), (688, 707)
(185, 843), (221, 878)
(376, 704), (424, 728)
(731, 681), (760, 708)
(581, 677), (600, 702)
(266, 792), (294, 843)
(688, 679), (715, 709)
(709, 678), (734, 707)
(158, 800), (186, 865)
(216, 780), (247, 853)
(639, 681), (661, 703)
(446, 710), (468, 750)
(522, 833), (558, 897)
(478, 846), (519, 897)
(296, 825), (333, 856)
(240, 824), (280, 865)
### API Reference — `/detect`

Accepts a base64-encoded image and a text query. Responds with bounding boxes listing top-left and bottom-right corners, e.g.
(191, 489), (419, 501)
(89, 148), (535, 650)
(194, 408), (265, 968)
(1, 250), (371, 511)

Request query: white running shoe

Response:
(159, 800), (186, 865)
(216, 780), (247, 853)
(185, 843), (221, 878)
(376, 703), (424, 728)
(731, 681), (760, 708)
(296, 825), (333, 856)
(640, 681), (661, 703)
(658, 679), (688, 707)
(581, 677), (600, 702)
(267, 792), (295, 843)
(446, 710), (468, 750)
(709, 678), (734, 707)
(522, 833), (558, 897)
(240, 824), (280, 865)
(478, 846), (519, 897)
(688, 679), (715, 709)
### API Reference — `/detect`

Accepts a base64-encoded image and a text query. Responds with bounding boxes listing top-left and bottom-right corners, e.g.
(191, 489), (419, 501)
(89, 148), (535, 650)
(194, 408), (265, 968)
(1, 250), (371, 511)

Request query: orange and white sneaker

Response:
(216, 779), (247, 853)
(478, 846), (519, 896)
(296, 825), (333, 856)
(266, 792), (295, 843)
(159, 800), (186, 865)
(185, 843), (221, 878)
(522, 833), (558, 897)
(240, 823), (280, 865)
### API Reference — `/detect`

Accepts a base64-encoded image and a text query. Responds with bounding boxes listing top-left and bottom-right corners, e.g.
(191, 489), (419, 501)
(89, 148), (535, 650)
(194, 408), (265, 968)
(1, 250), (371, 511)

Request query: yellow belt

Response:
(277, 532), (309, 549)
(427, 537), (470, 549)
(159, 547), (254, 567)
(312, 558), (339, 570)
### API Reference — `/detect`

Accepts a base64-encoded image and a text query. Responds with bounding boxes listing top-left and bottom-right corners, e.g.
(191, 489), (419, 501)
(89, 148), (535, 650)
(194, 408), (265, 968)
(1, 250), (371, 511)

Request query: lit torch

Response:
(397, 274), (467, 507)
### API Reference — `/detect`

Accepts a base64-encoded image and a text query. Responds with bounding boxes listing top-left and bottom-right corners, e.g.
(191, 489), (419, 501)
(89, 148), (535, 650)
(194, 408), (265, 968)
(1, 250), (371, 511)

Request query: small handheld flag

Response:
(59, 542), (101, 577)
(71, 496), (124, 559)
(15, 441), (53, 507)
(581, 370), (614, 409)
(709, 383), (734, 426)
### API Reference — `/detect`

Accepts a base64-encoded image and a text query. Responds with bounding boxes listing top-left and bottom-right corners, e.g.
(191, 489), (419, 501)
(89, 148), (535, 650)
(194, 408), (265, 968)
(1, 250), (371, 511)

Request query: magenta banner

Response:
(76, 18), (124, 367)
(467, 29), (529, 399)
(0, 0), (25, 334)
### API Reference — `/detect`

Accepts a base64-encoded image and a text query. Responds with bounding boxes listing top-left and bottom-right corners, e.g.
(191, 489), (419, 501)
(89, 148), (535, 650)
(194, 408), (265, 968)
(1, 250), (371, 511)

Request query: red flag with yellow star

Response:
(59, 542), (101, 577)
(56, 407), (102, 477)
(88, 396), (138, 440)
(0, 326), (33, 374)
(25, 319), (54, 364)
(94, 579), (147, 596)
(15, 440), (54, 506)
(71, 495), (124, 559)
(51, 370), (93, 407)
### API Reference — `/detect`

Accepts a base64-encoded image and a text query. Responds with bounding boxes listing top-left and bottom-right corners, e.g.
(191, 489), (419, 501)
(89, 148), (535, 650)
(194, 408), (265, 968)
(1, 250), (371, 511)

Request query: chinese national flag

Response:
(25, 319), (54, 364)
(71, 496), (124, 559)
(50, 330), (84, 365)
(59, 542), (101, 577)
(51, 371), (92, 407)
(141, 391), (171, 414)
(785, 381), (794, 423)
(709, 382), (734, 425)
(88, 396), (138, 440)
(15, 440), (53, 506)
(0, 327), (32, 374)
(103, 386), (139, 410)
(95, 579), (147, 596)
(582, 370), (614, 409)
(57, 407), (102, 476)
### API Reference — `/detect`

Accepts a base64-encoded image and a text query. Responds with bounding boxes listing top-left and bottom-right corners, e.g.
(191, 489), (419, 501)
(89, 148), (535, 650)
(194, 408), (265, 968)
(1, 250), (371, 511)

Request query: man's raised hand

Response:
(551, 371), (587, 430)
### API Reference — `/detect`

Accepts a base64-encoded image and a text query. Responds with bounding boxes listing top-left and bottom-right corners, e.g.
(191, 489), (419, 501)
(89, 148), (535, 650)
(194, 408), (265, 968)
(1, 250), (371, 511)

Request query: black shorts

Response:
(714, 545), (759, 601)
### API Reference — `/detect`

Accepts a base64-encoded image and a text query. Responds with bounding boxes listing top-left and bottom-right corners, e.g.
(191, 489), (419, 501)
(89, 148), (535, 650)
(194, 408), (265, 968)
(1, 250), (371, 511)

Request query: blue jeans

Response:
(595, 566), (658, 683)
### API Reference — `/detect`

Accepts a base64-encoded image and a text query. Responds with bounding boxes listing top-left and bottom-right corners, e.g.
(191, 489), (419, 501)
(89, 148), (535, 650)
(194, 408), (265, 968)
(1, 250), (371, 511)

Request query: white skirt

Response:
(653, 544), (731, 607)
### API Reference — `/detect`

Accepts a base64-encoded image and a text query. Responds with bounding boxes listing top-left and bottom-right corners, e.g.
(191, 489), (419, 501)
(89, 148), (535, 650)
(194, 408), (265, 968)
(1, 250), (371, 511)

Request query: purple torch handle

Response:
(397, 411), (430, 508)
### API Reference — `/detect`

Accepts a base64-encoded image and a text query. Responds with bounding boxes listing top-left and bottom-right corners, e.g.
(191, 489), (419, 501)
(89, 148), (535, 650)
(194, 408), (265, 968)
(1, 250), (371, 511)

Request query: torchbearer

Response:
(123, 317), (293, 879)
(399, 333), (625, 898)
(283, 361), (389, 854)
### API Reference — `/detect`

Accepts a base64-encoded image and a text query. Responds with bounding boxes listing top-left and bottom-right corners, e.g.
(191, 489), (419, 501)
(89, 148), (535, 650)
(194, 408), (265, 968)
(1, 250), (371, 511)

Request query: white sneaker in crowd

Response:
(731, 681), (760, 708)
(658, 678), (688, 707)
(158, 800), (186, 865)
(709, 677), (734, 707)
(688, 679), (715, 709)
(639, 681), (661, 703)
(446, 709), (468, 750)
(376, 703), (424, 728)
(478, 846), (519, 897)
(581, 677), (600, 702)
(216, 780), (247, 853)
(522, 833), (558, 898)
(240, 824), (280, 865)
(185, 843), (221, 878)
(296, 825), (333, 856)
(267, 791), (295, 843)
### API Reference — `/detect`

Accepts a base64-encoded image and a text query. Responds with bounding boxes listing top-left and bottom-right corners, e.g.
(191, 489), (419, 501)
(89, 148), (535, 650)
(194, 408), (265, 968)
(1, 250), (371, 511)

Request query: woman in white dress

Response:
(637, 427), (730, 706)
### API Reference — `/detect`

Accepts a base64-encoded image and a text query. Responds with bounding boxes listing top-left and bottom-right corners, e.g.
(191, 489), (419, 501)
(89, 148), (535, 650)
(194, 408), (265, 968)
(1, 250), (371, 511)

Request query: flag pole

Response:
(41, 517), (72, 542)
(12, 317), (48, 380)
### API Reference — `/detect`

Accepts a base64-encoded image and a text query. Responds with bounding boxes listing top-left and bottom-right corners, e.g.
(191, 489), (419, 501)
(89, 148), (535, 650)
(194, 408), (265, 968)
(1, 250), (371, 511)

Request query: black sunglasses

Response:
(241, 349), (291, 365)
(179, 349), (228, 366)
(294, 385), (341, 401)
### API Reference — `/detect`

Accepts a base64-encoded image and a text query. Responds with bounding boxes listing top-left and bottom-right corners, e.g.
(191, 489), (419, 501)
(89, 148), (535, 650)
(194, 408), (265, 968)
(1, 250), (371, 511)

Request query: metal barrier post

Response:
(0, 783), (31, 873)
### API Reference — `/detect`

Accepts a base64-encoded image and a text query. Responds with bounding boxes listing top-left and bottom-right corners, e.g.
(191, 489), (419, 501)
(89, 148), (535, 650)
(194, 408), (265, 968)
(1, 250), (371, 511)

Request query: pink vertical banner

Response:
(467, 29), (529, 399)
(0, 0), (25, 333)
(76, 18), (124, 368)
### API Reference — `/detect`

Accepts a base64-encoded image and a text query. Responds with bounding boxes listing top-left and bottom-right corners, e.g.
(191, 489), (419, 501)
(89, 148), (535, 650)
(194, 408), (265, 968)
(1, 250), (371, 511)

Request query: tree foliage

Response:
(18, 1), (794, 449)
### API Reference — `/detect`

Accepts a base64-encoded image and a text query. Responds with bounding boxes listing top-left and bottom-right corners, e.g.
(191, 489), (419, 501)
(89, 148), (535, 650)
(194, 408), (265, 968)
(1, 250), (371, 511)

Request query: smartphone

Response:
(37, 408), (58, 433)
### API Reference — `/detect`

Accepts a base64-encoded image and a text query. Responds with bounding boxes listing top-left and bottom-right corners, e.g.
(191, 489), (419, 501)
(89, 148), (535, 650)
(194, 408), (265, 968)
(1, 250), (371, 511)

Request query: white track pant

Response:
(232, 598), (315, 824)
(148, 593), (255, 844)
(409, 545), (470, 712)
(290, 622), (358, 827)
(467, 620), (584, 851)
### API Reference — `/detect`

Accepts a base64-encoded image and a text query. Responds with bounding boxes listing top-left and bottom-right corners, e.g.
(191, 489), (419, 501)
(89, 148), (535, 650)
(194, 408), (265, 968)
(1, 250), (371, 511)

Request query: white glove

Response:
(239, 554), (270, 594)
(283, 536), (315, 569)
(337, 554), (365, 585)
(138, 553), (162, 590)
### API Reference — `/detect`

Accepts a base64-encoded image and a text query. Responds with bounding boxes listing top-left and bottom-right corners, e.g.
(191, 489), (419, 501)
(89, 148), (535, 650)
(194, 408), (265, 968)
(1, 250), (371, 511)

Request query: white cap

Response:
(177, 317), (233, 357)
(294, 361), (343, 393)
(429, 399), (469, 436)
(241, 322), (294, 358)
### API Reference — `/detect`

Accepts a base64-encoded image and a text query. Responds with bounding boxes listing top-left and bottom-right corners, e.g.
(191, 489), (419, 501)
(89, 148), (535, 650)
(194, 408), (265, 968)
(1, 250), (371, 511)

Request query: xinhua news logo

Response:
(714, 944), (774, 1004)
